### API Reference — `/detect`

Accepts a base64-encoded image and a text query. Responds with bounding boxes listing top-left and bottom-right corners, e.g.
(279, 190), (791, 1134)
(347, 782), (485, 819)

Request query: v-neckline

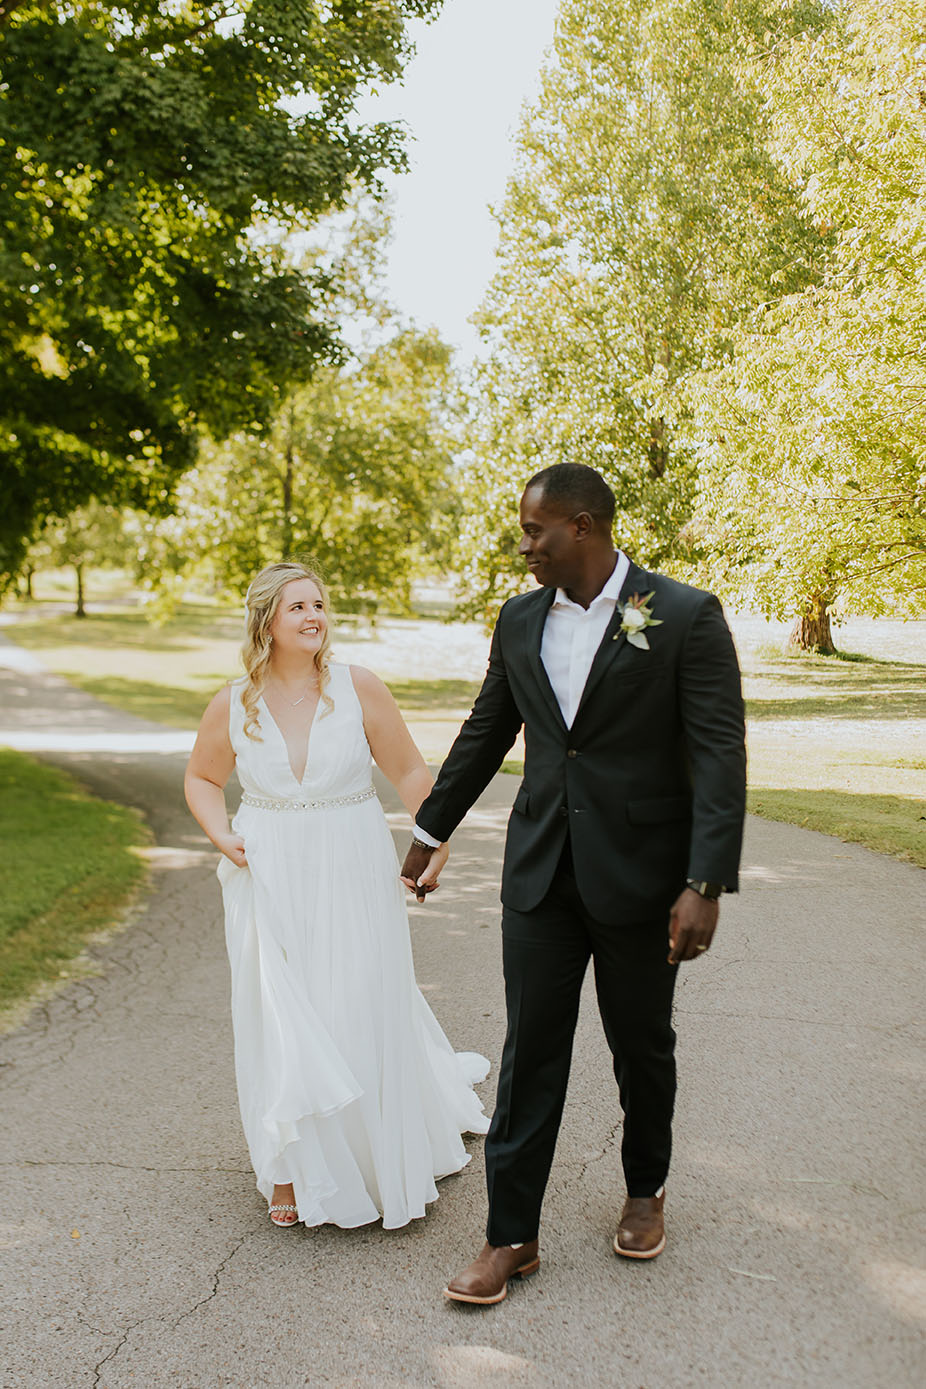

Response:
(259, 691), (323, 786)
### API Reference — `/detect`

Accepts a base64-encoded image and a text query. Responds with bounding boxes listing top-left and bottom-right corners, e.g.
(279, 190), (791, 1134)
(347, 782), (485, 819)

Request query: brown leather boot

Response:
(613, 1190), (666, 1259)
(443, 1240), (541, 1304)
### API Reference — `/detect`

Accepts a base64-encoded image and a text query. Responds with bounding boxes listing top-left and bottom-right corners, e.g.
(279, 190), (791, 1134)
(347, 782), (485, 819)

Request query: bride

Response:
(185, 561), (488, 1229)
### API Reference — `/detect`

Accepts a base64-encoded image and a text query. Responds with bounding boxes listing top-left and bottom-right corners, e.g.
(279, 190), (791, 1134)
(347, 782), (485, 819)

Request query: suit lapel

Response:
(523, 586), (567, 731)
(572, 561), (651, 722)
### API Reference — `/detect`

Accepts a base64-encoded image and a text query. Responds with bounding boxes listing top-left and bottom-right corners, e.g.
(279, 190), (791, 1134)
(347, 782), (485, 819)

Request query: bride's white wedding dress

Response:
(217, 663), (489, 1229)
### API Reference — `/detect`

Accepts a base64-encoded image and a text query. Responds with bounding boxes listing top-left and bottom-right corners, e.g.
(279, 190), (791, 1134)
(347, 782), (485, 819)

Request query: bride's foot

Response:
(269, 1182), (298, 1227)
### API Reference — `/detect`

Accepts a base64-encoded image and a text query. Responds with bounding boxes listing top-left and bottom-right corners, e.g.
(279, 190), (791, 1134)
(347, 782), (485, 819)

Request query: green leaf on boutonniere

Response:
(617, 591), (662, 649)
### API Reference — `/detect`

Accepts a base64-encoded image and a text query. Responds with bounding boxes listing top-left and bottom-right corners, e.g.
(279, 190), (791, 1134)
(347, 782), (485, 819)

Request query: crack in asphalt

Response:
(76, 1310), (116, 1340)
(171, 1231), (253, 1330)
(90, 1315), (152, 1388)
(552, 1121), (622, 1195)
(83, 1230), (257, 1385)
(575, 1121), (621, 1185)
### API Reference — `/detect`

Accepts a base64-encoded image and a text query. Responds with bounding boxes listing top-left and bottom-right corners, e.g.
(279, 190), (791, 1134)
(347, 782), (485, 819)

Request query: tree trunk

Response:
(789, 595), (835, 653)
(20, 567), (34, 600)
(647, 416), (667, 477)
(75, 563), (86, 618)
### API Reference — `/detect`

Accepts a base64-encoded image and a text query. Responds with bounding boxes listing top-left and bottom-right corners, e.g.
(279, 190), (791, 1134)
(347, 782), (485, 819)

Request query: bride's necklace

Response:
(270, 676), (319, 708)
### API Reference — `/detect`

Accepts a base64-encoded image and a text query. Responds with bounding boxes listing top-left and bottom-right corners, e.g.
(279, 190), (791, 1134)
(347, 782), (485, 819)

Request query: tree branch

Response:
(840, 550), (926, 581)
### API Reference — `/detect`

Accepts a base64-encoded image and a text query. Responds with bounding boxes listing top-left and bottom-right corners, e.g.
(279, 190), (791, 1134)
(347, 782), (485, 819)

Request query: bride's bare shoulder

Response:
(346, 664), (394, 708)
(198, 681), (234, 727)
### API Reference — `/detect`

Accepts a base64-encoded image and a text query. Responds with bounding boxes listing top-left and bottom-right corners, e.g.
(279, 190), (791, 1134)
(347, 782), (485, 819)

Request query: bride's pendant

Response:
(271, 677), (318, 708)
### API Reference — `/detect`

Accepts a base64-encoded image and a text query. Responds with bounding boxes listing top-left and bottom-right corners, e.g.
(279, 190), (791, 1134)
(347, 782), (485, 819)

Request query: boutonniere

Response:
(615, 591), (662, 650)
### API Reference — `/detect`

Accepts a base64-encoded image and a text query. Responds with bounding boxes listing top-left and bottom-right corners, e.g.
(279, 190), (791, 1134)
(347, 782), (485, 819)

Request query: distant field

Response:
(2, 593), (924, 868)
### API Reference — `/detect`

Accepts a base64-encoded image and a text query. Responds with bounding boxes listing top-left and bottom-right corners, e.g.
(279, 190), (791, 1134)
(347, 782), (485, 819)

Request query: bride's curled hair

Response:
(240, 561), (333, 741)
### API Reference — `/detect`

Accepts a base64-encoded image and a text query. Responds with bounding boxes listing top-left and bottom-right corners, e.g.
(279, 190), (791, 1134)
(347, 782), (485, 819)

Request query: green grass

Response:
(0, 749), (149, 1014)
(743, 650), (925, 722)
(8, 602), (242, 728)
(3, 600), (924, 869)
(746, 788), (925, 865)
(384, 678), (481, 711)
(739, 646), (926, 867)
(73, 676), (227, 727)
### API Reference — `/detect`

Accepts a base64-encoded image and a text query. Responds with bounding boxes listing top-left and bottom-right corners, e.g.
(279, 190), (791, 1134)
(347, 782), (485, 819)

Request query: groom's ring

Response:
(695, 944), (707, 952)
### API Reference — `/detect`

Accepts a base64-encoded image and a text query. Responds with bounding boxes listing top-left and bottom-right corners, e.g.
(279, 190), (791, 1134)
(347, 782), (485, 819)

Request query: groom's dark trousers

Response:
(415, 563), (746, 1244)
(487, 837), (679, 1243)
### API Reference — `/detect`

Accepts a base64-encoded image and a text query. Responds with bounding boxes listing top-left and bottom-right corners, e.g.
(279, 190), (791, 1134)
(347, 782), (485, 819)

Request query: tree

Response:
(688, 0), (926, 650)
(29, 499), (132, 616)
(0, 0), (442, 588)
(122, 191), (460, 613)
(132, 324), (460, 613)
(455, 0), (829, 618)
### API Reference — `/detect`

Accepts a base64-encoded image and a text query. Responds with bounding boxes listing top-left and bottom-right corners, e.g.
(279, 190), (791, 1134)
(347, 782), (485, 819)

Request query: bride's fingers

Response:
(400, 875), (436, 903)
(418, 847), (448, 887)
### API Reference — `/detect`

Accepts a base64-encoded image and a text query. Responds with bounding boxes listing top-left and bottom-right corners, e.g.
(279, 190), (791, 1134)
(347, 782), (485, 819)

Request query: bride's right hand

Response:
(216, 833), (248, 868)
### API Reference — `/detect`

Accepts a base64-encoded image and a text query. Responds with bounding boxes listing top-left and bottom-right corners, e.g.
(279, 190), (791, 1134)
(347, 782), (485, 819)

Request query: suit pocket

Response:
(512, 785), (531, 817)
(612, 656), (667, 685)
(626, 795), (691, 825)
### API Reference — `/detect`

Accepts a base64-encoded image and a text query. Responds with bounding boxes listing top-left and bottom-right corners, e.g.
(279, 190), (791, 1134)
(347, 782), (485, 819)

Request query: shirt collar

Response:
(552, 551), (629, 612)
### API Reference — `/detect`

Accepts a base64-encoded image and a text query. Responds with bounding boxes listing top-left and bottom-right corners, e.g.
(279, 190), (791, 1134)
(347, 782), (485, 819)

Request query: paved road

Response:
(1, 638), (924, 1387)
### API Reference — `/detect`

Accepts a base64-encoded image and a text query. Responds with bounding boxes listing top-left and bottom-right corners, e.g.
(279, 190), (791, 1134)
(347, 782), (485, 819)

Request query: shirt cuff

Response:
(412, 824), (442, 849)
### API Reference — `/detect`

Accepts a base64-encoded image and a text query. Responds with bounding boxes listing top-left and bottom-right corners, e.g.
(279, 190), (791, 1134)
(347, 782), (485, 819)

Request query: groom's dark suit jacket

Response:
(417, 561), (747, 924)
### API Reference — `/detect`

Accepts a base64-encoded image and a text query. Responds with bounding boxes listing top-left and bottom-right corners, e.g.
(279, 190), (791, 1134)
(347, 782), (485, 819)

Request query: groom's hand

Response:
(668, 888), (719, 964)
(401, 841), (439, 904)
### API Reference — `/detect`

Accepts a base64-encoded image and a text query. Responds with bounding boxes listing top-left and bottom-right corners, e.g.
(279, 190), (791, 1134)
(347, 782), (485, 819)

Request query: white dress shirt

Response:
(413, 552), (629, 848)
(540, 551), (629, 728)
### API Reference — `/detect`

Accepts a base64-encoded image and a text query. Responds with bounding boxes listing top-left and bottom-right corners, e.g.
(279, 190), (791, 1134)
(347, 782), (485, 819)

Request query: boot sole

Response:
(613, 1234), (666, 1259)
(442, 1258), (540, 1304)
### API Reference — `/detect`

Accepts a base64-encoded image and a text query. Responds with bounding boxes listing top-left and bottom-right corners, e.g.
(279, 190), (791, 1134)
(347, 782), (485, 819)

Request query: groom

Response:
(401, 463), (746, 1304)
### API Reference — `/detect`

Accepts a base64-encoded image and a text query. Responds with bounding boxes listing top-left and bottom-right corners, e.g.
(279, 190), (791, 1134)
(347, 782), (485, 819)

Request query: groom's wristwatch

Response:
(686, 879), (724, 900)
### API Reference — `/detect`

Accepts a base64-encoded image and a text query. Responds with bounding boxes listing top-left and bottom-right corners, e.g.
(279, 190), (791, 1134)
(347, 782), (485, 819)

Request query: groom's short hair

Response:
(525, 463), (616, 528)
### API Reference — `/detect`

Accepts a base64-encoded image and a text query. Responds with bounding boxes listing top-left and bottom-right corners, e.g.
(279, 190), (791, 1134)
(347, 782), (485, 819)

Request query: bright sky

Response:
(355, 0), (561, 359)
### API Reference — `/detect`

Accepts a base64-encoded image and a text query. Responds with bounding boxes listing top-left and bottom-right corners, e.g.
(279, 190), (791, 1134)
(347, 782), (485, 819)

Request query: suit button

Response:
(559, 806), (568, 817)
(567, 748), (578, 758)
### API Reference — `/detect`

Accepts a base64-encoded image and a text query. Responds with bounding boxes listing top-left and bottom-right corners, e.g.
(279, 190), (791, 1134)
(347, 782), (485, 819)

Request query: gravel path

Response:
(1, 635), (923, 1388)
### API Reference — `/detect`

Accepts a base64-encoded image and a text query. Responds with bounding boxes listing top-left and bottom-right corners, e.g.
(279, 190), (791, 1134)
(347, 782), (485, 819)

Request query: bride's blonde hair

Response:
(240, 561), (333, 740)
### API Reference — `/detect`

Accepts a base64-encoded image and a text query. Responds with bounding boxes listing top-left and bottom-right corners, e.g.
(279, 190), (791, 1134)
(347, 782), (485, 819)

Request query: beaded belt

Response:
(240, 787), (376, 812)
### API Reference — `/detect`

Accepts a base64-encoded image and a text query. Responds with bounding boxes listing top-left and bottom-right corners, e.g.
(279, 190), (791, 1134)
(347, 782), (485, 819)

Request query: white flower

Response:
(621, 606), (647, 631)
(616, 591), (662, 651)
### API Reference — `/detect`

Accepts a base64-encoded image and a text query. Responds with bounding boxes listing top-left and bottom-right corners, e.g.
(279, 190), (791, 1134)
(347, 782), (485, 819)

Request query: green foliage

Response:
(0, 0), (441, 585)
(0, 747), (148, 1010)
(131, 325), (460, 613)
(28, 498), (133, 612)
(110, 195), (462, 613)
(456, 0), (829, 616)
(688, 1), (926, 626)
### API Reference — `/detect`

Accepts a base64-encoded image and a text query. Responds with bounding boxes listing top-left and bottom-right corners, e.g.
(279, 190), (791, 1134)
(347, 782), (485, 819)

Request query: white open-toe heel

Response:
(268, 1203), (299, 1227)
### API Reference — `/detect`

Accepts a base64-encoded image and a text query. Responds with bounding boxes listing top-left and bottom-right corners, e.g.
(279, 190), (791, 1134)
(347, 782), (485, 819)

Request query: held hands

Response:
(216, 832), (248, 868)
(668, 887), (718, 964)
(400, 840), (449, 904)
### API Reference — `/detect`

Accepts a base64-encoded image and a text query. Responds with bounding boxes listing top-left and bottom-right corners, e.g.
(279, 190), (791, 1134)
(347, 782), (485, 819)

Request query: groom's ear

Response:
(572, 511), (594, 540)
